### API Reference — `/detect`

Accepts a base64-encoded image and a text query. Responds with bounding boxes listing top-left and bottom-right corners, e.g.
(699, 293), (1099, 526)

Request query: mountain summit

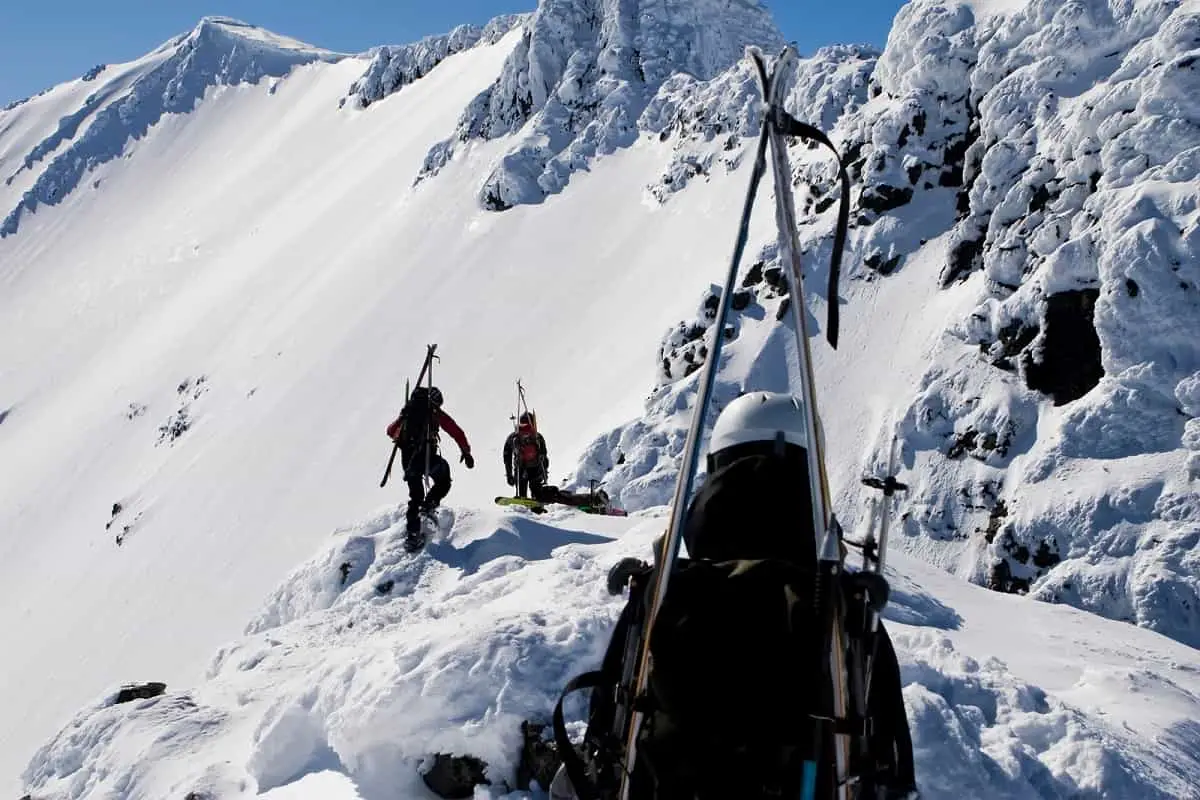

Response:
(1, 16), (340, 238)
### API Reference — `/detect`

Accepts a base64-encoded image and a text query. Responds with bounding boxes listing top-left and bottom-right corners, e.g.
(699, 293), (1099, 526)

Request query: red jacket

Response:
(387, 408), (470, 454)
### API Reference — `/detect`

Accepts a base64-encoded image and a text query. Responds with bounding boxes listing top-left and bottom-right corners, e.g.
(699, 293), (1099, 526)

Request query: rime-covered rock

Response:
(343, 15), (526, 109)
(569, 0), (1200, 647)
(416, 0), (785, 208)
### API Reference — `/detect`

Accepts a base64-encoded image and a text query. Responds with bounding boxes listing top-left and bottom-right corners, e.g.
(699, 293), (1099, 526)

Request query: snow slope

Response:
(569, 0), (1200, 647)
(4, 0), (1199, 794)
(0, 9), (786, 791)
(19, 504), (1200, 799)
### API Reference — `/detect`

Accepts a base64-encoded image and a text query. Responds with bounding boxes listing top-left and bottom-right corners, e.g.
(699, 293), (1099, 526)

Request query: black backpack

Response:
(399, 386), (439, 452)
(553, 555), (914, 800)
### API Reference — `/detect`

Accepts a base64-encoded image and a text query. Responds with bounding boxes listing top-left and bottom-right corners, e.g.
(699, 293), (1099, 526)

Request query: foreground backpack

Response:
(553, 556), (914, 799)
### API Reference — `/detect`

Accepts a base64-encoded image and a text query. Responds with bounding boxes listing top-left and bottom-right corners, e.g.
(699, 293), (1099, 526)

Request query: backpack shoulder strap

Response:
(552, 670), (610, 800)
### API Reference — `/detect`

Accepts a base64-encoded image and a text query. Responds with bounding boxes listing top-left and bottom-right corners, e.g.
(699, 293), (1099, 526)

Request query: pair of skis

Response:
(380, 344), (439, 488)
(613, 46), (901, 800)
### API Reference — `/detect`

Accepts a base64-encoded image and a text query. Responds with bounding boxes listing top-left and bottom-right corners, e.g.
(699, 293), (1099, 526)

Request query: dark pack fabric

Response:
(635, 557), (833, 798)
(400, 388), (439, 452)
(683, 451), (816, 565)
(555, 451), (916, 799)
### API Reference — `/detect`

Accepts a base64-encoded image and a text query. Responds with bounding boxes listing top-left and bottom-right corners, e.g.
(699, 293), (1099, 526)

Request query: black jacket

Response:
(504, 431), (548, 474)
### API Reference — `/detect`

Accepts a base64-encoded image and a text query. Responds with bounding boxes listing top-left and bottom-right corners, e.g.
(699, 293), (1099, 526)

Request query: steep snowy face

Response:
(342, 14), (527, 109)
(0, 16), (342, 238)
(902, 0), (1200, 647)
(568, 0), (1200, 647)
(417, 0), (784, 208)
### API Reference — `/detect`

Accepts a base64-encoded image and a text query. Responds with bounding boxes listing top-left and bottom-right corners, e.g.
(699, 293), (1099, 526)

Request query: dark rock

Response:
(814, 196), (837, 214)
(943, 234), (984, 285)
(776, 296), (791, 321)
(1126, 278), (1139, 297)
(906, 163), (923, 185)
(938, 168), (961, 188)
(422, 753), (490, 799)
(375, 579), (394, 595)
(1028, 183), (1052, 215)
(742, 261), (764, 287)
(114, 682), (166, 704)
(762, 265), (788, 295)
(730, 289), (752, 311)
(989, 318), (1039, 370)
(983, 499), (1008, 543)
(987, 559), (1030, 594)
(947, 430), (977, 460)
(1021, 289), (1104, 405)
(864, 251), (903, 276)
(1032, 540), (1061, 569)
(913, 110), (927, 136)
(954, 185), (972, 216)
(339, 562), (352, 586)
(702, 291), (720, 317)
(860, 184), (913, 214)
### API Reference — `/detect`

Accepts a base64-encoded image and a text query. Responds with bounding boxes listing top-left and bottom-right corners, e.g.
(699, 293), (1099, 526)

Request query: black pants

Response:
(517, 461), (547, 499)
(402, 447), (451, 532)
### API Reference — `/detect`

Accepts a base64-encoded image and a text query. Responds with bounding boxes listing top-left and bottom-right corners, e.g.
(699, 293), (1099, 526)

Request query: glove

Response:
(506, 473), (515, 486)
(462, 452), (475, 469)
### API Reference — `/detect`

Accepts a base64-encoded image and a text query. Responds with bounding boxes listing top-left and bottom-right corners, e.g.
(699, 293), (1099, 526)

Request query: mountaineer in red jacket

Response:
(386, 385), (473, 543)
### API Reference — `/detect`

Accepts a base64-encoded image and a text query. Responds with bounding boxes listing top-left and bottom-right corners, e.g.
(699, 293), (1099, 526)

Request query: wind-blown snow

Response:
(20, 505), (1200, 799)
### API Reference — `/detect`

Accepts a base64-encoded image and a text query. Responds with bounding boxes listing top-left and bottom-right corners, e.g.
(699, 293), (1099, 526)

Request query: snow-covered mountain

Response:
(2, 0), (1198, 796)
(570, 0), (1200, 647)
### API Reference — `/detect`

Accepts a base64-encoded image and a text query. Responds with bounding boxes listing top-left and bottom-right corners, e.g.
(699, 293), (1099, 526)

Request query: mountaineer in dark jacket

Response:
(386, 385), (473, 541)
(504, 412), (549, 499)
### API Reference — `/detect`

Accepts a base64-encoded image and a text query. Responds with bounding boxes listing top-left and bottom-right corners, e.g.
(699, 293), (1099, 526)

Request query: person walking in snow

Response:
(386, 385), (473, 542)
(504, 412), (550, 500)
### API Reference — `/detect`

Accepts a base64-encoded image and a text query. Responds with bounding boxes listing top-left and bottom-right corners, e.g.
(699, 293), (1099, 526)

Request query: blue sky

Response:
(0, 0), (906, 108)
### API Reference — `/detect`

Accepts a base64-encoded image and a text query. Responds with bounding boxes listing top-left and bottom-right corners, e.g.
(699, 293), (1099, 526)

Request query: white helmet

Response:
(708, 391), (809, 457)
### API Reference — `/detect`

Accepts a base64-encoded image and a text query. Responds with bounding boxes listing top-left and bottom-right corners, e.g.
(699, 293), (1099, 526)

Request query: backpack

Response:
(519, 435), (541, 465)
(553, 556), (911, 800)
(398, 387), (439, 451)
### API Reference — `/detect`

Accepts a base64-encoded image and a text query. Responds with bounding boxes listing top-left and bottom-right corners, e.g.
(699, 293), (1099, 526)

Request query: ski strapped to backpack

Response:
(379, 343), (439, 488)
(549, 45), (906, 800)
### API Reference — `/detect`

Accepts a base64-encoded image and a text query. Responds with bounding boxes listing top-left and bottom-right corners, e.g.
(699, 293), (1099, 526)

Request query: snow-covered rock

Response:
(341, 14), (527, 109)
(570, 0), (1200, 647)
(19, 505), (1200, 799)
(0, 17), (343, 238)
(415, 0), (785, 209)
